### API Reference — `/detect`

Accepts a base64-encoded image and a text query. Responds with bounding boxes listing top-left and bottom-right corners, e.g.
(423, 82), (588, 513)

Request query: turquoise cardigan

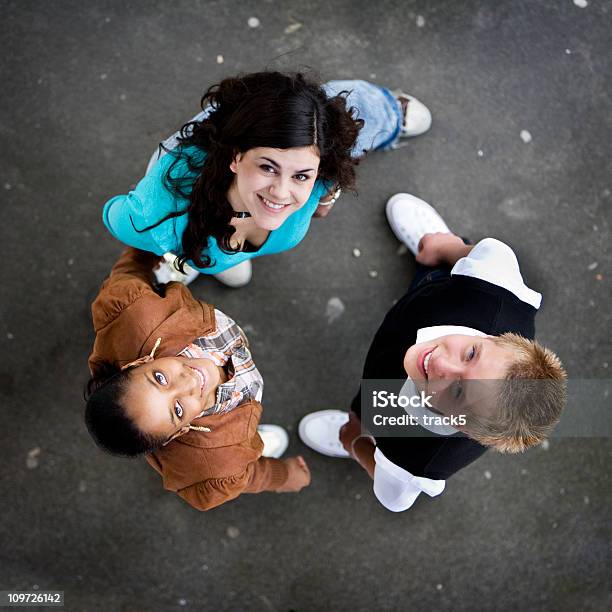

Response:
(103, 148), (328, 273)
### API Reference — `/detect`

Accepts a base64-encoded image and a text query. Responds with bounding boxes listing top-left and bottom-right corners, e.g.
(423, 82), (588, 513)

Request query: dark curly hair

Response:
(139, 71), (363, 270)
(84, 363), (167, 457)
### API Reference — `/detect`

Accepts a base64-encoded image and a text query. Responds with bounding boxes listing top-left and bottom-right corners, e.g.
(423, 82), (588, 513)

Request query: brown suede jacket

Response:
(88, 248), (289, 511)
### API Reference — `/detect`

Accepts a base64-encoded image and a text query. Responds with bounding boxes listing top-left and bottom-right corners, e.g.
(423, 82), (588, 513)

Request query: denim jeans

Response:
(323, 80), (403, 156)
(147, 80), (403, 173)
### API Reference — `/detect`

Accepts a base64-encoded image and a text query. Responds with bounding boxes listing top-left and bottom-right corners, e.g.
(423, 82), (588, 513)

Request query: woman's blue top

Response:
(103, 147), (328, 273)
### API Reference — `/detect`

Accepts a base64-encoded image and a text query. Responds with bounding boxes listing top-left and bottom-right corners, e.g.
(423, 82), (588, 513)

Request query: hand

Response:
(415, 232), (468, 267)
(312, 202), (334, 218)
(339, 411), (362, 455)
(275, 456), (311, 493)
(312, 185), (340, 218)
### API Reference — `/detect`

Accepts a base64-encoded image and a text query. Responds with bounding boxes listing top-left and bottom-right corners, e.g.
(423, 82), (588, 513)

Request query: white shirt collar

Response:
(416, 324), (487, 344)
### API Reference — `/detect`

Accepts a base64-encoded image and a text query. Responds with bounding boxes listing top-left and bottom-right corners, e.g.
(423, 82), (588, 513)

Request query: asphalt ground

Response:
(0, 1), (610, 611)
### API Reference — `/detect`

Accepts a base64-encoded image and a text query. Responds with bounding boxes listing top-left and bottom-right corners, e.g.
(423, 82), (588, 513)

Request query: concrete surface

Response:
(0, 1), (610, 611)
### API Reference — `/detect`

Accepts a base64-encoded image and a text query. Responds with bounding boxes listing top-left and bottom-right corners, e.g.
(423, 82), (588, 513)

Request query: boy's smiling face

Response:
(403, 334), (515, 419)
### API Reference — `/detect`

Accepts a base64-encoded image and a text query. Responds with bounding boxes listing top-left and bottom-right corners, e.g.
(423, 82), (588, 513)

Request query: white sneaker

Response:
(258, 424), (289, 458)
(154, 253), (200, 286)
(298, 410), (350, 458)
(392, 91), (432, 138)
(213, 260), (252, 288)
(386, 193), (451, 256)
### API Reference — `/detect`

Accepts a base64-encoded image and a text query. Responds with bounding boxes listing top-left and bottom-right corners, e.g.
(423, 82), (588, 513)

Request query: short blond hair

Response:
(465, 333), (567, 453)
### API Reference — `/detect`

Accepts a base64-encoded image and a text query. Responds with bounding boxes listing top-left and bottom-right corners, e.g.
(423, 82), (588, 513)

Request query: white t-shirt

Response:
(373, 238), (542, 512)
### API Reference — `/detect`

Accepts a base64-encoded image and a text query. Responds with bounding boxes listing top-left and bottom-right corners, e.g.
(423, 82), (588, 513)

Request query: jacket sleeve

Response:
(175, 457), (289, 512)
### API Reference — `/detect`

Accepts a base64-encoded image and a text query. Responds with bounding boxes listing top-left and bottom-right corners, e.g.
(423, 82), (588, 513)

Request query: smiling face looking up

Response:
(122, 356), (223, 441)
(403, 334), (516, 421)
(227, 146), (321, 231)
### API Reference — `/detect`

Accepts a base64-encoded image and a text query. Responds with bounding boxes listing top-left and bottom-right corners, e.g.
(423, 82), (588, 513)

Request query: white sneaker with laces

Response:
(154, 253), (200, 286)
(213, 259), (252, 288)
(298, 410), (351, 458)
(386, 193), (451, 256)
(392, 91), (432, 138)
(258, 424), (289, 458)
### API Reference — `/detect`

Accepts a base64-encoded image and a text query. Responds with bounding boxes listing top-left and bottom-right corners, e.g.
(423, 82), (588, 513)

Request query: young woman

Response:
(103, 71), (432, 286)
(85, 248), (310, 511)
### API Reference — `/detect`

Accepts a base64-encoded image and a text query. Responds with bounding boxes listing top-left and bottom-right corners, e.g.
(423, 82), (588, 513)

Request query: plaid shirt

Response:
(179, 309), (263, 415)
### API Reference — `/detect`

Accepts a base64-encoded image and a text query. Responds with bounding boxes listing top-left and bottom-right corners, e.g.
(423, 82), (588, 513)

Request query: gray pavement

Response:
(0, 1), (610, 610)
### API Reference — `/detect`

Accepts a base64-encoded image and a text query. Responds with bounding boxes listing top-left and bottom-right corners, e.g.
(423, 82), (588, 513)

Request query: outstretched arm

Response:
(170, 455), (310, 512)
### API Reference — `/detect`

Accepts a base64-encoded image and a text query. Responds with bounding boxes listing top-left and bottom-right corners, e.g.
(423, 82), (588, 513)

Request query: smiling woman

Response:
(123, 356), (223, 440)
(102, 71), (362, 286)
(84, 248), (311, 511)
(102, 71), (433, 287)
(228, 147), (321, 233)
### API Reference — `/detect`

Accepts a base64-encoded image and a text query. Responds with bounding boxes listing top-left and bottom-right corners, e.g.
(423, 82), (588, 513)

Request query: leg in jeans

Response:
(323, 80), (403, 156)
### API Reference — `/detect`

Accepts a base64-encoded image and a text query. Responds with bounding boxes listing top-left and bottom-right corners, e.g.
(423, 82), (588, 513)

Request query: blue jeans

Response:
(323, 80), (403, 156)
